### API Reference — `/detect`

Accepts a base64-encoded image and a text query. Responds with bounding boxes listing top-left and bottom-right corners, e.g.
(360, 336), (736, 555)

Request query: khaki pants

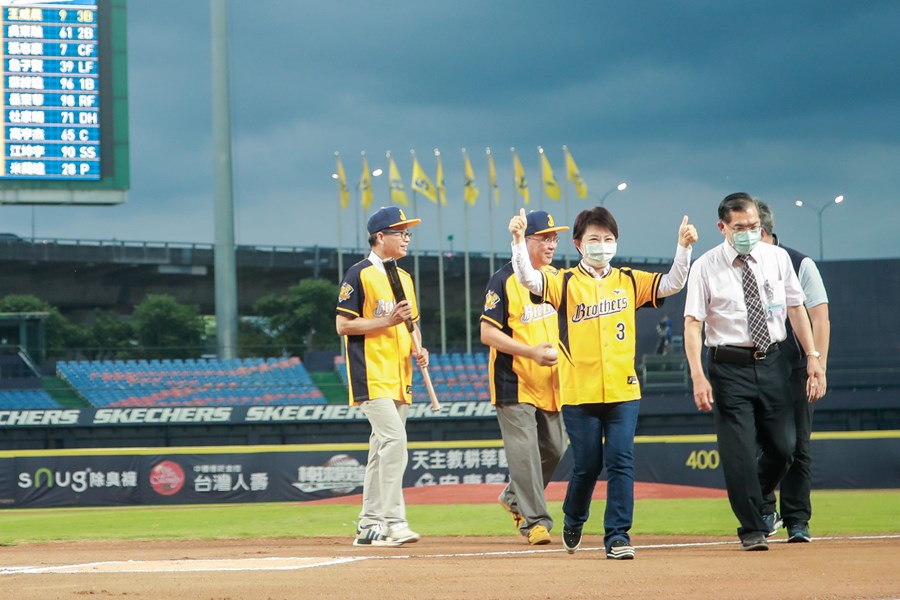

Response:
(358, 398), (410, 529)
(496, 402), (566, 533)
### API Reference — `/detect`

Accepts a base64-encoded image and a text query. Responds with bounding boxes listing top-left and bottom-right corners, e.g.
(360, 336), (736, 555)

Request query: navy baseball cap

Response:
(367, 206), (422, 234)
(525, 210), (569, 236)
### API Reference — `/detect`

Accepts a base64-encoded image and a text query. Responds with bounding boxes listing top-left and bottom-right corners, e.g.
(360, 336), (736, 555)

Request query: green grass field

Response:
(1, 490), (897, 546)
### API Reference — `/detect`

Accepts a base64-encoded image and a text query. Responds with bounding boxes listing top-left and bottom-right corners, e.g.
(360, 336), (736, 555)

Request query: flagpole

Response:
(435, 148), (447, 355)
(563, 177), (570, 268)
(562, 146), (570, 268)
(510, 147), (517, 213)
(412, 192), (420, 304)
(485, 147), (495, 276)
(385, 150), (392, 200)
(337, 201), (344, 279)
(537, 146), (544, 211)
(355, 181), (361, 256)
(462, 148), (472, 355)
(334, 152), (345, 282)
(410, 151), (421, 307)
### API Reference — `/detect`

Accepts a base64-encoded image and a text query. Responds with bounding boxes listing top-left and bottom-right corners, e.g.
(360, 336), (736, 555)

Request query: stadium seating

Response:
(335, 352), (491, 402)
(56, 357), (325, 408)
(0, 389), (60, 409)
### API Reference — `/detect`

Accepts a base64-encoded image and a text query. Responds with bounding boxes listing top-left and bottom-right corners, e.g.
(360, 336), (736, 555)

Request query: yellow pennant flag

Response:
(435, 152), (448, 206)
(540, 150), (561, 201)
(564, 146), (589, 199)
(462, 150), (479, 206)
(387, 154), (409, 206)
(411, 155), (438, 203)
(513, 151), (530, 205)
(360, 155), (374, 210)
(335, 154), (350, 209)
(487, 149), (500, 205)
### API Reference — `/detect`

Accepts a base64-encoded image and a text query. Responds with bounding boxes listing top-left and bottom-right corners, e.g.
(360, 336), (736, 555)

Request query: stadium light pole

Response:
(332, 168), (383, 255)
(595, 181), (628, 206)
(331, 171), (345, 282)
(356, 167), (382, 252)
(211, 0), (239, 360)
(794, 195), (844, 261)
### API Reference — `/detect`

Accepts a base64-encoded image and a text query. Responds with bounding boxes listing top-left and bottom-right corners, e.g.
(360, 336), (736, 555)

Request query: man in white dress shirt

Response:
(683, 193), (826, 551)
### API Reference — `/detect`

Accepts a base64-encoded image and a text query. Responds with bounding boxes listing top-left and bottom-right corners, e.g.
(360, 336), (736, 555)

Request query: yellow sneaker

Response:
(527, 525), (551, 545)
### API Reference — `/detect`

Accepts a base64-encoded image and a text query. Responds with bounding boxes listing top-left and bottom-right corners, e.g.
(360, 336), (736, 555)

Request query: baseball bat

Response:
(383, 258), (442, 413)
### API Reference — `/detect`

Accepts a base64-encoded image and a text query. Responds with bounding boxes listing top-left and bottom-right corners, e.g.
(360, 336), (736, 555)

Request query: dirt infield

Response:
(1, 484), (897, 599)
(2, 535), (899, 599)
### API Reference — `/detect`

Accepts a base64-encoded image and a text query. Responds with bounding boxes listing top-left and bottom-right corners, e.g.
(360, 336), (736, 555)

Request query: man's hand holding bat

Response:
(384, 258), (440, 412)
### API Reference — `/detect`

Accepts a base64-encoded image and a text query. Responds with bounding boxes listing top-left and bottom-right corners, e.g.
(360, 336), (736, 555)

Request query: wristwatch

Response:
(806, 351), (821, 359)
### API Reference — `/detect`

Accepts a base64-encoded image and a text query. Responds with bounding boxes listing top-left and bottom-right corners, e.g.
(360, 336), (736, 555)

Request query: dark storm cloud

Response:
(5, 0), (898, 261)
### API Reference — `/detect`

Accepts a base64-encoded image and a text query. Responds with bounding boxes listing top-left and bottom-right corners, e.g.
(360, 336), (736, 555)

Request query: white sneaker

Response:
(354, 524), (402, 547)
(388, 525), (420, 544)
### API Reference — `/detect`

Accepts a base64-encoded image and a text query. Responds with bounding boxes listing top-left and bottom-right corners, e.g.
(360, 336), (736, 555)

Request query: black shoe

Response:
(741, 533), (769, 551)
(787, 523), (812, 543)
(562, 526), (582, 554)
(606, 538), (635, 560)
(762, 512), (783, 537)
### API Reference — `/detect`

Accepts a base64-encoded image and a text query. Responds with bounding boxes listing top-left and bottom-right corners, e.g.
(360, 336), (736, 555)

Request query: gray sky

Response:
(4, 0), (900, 261)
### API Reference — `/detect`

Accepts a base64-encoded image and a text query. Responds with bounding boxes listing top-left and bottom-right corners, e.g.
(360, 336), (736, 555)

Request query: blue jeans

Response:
(562, 401), (640, 548)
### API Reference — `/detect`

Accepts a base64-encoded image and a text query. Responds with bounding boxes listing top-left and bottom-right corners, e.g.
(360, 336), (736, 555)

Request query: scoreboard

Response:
(0, 0), (128, 204)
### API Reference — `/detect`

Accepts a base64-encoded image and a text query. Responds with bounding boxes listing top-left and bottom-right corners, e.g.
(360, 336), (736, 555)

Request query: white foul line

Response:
(1, 535), (898, 575)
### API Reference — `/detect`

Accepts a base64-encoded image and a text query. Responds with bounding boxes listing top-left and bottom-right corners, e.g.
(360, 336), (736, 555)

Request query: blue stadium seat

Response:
(55, 357), (326, 408)
(0, 389), (60, 409)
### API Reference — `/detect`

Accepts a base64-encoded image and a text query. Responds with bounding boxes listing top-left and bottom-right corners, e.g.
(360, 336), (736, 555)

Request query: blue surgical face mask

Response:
(730, 228), (761, 255)
(581, 241), (617, 268)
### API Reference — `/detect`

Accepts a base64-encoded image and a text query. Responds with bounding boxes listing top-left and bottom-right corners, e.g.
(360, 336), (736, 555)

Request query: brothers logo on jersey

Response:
(338, 282), (354, 302)
(521, 302), (556, 323)
(571, 297), (629, 322)
(484, 290), (500, 311)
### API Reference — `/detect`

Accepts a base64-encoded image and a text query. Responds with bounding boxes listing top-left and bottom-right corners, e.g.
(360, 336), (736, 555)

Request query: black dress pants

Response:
(708, 347), (796, 538)
(763, 365), (814, 526)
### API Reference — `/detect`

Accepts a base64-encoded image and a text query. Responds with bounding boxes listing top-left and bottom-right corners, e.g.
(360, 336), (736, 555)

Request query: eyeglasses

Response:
(726, 223), (761, 234)
(526, 235), (559, 245)
(382, 229), (412, 240)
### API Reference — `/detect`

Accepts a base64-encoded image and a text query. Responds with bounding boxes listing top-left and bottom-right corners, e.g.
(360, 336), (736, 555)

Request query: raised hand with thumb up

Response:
(678, 215), (698, 248)
(509, 208), (527, 243)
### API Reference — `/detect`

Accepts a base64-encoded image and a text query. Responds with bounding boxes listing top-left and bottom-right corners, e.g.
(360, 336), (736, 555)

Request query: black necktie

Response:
(736, 254), (771, 351)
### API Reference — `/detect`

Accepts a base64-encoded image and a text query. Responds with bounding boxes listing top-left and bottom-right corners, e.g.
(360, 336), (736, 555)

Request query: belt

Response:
(712, 342), (780, 365)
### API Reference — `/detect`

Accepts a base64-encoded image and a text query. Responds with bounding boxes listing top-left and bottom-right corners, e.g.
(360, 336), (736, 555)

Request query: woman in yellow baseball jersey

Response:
(336, 206), (429, 547)
(509, 206), (698, 560)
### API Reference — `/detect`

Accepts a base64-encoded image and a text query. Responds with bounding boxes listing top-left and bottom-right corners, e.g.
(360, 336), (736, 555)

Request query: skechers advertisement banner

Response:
(0, 402), (496, 428)
(1, 434), (896, 508)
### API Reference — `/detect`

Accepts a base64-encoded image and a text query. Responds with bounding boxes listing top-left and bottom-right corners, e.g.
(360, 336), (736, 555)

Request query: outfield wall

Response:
(2, 431), (898, 508)
(3, 390), (897, 451)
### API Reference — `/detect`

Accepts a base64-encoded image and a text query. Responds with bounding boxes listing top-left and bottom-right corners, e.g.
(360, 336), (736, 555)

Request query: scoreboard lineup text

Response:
(1, 1), (99, 181)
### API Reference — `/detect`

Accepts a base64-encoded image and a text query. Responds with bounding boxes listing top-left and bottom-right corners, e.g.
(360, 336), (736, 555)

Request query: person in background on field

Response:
(336, 206), (429, 547)
(481, 210), (569, 546)
(656, 313), (673, 355)
(509, 206), (697, 560)
(683, 192), (826, 552)
(757, 200), (830, 543)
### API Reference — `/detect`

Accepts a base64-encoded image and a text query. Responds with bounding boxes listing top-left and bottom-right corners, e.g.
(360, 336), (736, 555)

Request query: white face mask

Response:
(581, 241), (617, 268)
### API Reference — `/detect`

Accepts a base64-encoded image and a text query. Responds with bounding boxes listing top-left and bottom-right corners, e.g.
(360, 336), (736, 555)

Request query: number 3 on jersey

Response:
(616, 322), (626, 340)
